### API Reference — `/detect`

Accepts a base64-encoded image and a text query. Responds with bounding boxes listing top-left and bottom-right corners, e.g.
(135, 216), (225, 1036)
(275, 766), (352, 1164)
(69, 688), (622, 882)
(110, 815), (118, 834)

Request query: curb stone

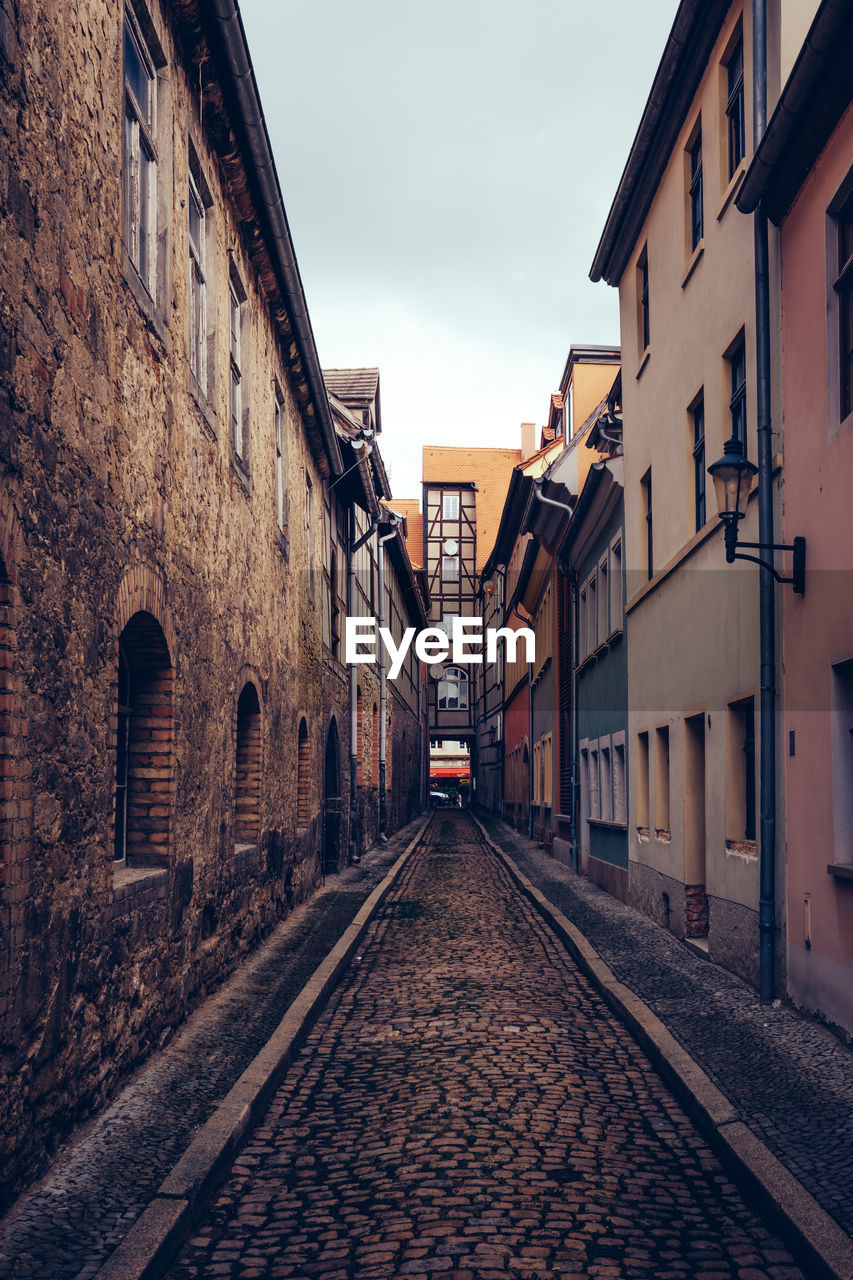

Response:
(470, 812), (853, 1280)
(94, 814), (433, 1280)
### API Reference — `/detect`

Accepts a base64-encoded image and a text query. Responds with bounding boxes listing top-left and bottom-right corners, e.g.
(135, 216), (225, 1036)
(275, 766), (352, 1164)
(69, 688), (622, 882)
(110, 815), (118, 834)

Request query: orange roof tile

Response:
(386, 498), (424, 568)
(422, 445), (522, 571)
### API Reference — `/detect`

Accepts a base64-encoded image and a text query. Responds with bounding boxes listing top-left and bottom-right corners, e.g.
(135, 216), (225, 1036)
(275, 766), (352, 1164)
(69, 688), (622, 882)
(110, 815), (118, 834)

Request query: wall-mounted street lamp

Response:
(708, 436), (805, 594)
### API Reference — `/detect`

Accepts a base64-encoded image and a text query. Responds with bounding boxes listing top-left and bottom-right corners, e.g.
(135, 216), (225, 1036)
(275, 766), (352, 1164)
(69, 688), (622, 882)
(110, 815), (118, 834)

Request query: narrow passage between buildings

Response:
(169, 812), (803, 1280)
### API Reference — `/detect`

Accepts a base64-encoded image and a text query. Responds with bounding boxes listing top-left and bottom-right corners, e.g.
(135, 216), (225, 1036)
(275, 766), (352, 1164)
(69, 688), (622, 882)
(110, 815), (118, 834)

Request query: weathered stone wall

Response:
(0, 0), (345, 1205)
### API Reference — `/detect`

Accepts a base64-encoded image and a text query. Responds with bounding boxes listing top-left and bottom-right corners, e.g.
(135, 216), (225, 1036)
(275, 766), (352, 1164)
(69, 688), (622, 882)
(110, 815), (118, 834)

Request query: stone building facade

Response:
(0, 0), (423, 1205)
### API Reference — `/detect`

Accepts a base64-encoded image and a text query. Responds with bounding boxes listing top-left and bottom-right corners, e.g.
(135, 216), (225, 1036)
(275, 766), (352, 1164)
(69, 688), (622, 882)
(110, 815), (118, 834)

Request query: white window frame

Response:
(609, 535), (623, 634)
(612, 731), (627, 826)
(123, 8), (157, 292)
(598, 556), (609, 644)
(275, 385), (287, 535)
(443, 492), (460, 520)
(230, 279), (244, 459)
(600, 735), (613, 822)
(437, 665), (468, 711)
(589, 744), (600, 821)
(188, 169), (206, 389)
(442, 554), (459, 582)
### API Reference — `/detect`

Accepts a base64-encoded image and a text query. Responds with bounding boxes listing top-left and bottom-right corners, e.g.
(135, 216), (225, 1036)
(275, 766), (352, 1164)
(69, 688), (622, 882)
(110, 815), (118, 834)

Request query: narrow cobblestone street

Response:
(168, 813), (804, 1280)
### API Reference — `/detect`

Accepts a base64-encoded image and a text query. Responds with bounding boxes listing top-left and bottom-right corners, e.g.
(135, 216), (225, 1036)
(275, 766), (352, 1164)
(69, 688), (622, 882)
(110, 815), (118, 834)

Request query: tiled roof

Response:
(422, 446), (522, 572)
(386, 498), (423, 568)
(323, 368), (380, 403)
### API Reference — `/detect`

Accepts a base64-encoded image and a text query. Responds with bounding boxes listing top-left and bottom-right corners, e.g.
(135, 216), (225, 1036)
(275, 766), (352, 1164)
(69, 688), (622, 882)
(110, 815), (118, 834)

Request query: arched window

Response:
(115, 611), (174, 867)
(235, 683), (261, 844)
(372, 703), (379, 787)
(297, 718), (310, 828)
(356, 687), (364, 785)
(437, 666), (468, 711)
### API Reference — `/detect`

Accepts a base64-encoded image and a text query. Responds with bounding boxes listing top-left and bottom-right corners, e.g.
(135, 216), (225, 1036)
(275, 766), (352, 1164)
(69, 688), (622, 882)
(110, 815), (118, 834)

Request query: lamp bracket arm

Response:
(730, 550), (792, 584)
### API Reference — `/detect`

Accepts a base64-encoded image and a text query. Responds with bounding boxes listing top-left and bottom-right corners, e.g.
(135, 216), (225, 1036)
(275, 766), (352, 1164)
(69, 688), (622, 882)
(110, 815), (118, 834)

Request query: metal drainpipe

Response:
(752, 0), (777, 1004)
(348, 507), (379, 865)
(377, 518), (400, 839)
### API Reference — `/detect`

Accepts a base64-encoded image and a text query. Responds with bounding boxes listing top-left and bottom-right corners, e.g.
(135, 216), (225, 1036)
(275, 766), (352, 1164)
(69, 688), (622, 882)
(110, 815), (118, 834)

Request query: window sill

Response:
(230, 455), (251, 496)
(110, 863), (169, 919)
(635, 347), (651, 381)
(681, 241), (705, 289)
(717, 159), (747, 221)
(827, 862), (853, 882)
(121, 244), (169, 352)
(588, 818), (627, 831)
(189, 373), (217, 441)
(726, 838), (759, 861)
(655, 828), (672, 843)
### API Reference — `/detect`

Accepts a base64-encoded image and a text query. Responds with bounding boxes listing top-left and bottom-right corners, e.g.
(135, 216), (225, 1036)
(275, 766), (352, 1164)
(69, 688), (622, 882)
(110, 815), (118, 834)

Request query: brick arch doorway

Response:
(322, 717), (342, 875)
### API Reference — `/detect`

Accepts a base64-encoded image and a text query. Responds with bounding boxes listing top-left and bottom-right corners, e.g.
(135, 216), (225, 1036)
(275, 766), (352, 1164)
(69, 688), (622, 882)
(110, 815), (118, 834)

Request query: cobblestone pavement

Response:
(168, 812), (804, 1280)
(477, 813), (853, 1242)
(0, 824), (420, 1280)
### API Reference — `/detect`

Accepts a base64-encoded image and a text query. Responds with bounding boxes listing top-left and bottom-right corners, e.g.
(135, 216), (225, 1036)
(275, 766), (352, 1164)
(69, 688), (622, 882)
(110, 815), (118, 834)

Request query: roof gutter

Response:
(590, 0), (727, 285)
(210, 0), (342, 476)
(737, 0), (852, 217)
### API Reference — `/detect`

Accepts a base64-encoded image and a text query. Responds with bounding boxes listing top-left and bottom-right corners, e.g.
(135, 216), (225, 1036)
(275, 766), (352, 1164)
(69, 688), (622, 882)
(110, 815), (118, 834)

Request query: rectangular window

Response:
(689, 128), (704, 249)
(306, 471), (313, 593)
(589, 744), (600, 821)
(588, 573), (598, 652)
(638, 246), (650, 353)
(727, 697), (756, 843)
(598, 557), (609, 642)
(123, 11), (157, 290)
(600, 742), (612, 822)
(834, 189), (853, 421)
(729, 337), (747, 446)
(578, 587), (587, 662)
(579, 744), (590, 850)
(641, 468), (653, 580)
(188, 170), (206, 389)
(655, 724), (670, 834)
(613, 739), (626, 825)
(442, 492), (459, 520)
(725, 33), (746, 179)
(609, 537), (623, 632)
(637, 731), (649, 830)
(274, 388), (287, 535)
(692, 394), (706, 531)
(442, 554), (459, 582)
(230, 281), (244, 459)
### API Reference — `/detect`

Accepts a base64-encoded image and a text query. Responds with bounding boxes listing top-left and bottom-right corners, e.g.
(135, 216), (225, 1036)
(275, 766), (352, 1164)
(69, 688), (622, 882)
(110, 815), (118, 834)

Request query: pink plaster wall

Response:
(781, 101), (853, 1034)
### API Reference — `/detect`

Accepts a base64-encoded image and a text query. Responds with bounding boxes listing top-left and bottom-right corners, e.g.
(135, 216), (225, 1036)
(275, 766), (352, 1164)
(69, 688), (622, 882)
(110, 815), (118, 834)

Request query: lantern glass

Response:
(708, 438), (758, 520)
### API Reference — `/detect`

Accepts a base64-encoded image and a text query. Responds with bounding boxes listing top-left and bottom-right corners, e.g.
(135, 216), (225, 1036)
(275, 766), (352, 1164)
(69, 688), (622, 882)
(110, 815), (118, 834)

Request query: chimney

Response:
(520, 422), (536, 461)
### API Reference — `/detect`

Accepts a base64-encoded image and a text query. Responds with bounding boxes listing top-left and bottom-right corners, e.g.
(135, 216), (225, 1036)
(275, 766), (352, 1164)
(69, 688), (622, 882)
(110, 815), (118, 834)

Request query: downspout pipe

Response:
(752, 0), (777, 1004)
(348, 509), (379, 865)
(377, 517), (401, 839)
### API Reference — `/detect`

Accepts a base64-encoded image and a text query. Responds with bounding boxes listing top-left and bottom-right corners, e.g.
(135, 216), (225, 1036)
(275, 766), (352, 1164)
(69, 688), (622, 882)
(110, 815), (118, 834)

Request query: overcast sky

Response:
(240, 0), (680, 501)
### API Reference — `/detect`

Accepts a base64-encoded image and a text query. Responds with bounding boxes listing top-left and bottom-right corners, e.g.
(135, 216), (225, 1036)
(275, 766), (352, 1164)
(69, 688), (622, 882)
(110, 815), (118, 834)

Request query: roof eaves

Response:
(205, 0), (342, 476)
(737, 0), (853, 222)
(589, 0), (730, 286)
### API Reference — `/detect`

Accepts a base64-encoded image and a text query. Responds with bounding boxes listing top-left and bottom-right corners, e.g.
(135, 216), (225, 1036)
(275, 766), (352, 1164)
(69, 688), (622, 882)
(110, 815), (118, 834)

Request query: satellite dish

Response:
(429, 664), (445, 681)
(443, 538), (459, 555)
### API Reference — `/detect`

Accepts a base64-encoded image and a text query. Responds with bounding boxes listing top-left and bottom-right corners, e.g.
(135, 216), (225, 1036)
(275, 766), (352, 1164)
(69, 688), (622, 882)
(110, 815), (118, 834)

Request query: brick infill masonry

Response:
(0, 819), (426, 1280)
